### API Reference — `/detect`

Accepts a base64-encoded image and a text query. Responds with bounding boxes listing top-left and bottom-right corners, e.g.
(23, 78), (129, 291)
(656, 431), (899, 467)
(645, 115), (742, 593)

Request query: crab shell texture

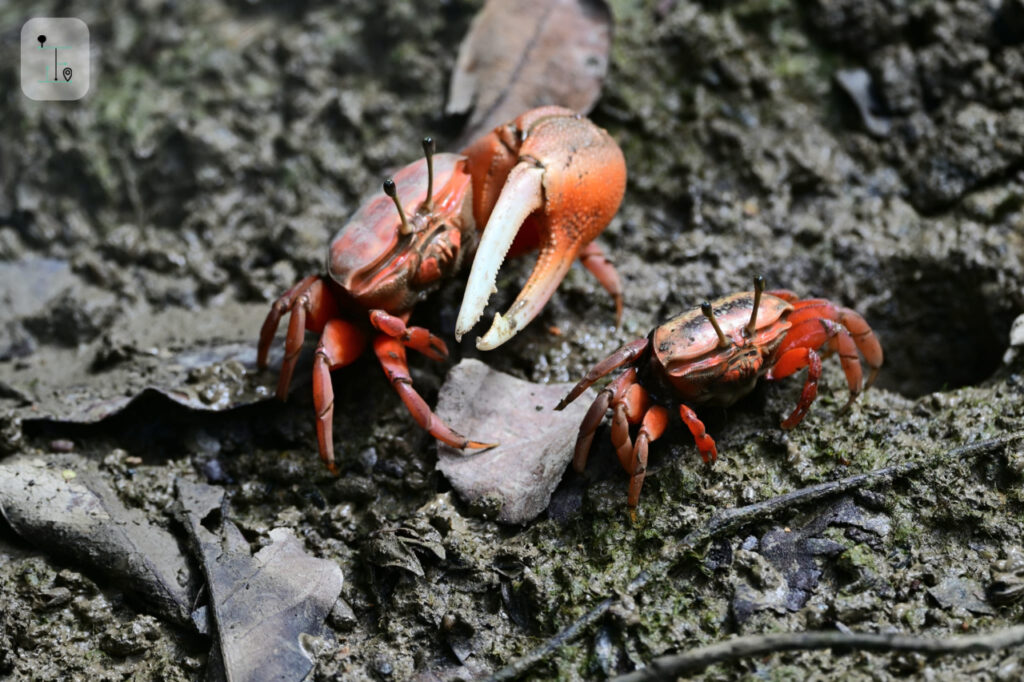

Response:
(327, 152), (475, 313)
(651, 291), (794, 405)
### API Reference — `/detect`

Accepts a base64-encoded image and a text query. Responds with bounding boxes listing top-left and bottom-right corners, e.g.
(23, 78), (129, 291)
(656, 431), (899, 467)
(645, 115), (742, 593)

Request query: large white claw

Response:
(473, 245), (573, 350)
(454, 163), (544, 343)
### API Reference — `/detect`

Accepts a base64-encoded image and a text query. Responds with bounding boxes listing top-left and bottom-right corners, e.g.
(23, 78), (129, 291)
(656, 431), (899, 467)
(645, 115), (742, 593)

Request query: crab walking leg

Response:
(836, 306), (883, 389)
(776, 317), (861, 393)
(258, 274), (320, 369)
(786, 300), (883, 387)
(312, 319), (368, 473)
(610, 380), (651, 471)
(629, 405), (670, 509)
(572, 390), (611, 473)
(373, 335), (496, 450)
(679, 404), (718, 464)
(369, 310), (449, 362)
(766, 346), (824, 429)
(454, 163), (544, 344)
(557, 337), (650, 410)
(572, 368), (640, 473)
(578, 241), (624, 325)
(271, 277), (340, 400)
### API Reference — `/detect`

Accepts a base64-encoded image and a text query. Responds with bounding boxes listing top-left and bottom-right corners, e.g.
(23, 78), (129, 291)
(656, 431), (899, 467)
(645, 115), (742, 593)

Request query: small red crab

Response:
(258, 107), (626, 471)
(556, 276), (884, 510)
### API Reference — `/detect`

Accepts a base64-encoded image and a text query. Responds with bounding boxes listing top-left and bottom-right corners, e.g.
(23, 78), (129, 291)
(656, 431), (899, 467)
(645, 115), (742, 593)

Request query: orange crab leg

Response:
(369, 310), (449, 363)
(557, 337), (650, 410)
(260, 276), (341, 400)
(776, 317), (860, 390)
(611, 381), (651, 471)
(258, 274), (319, 369)
(570, 365), (669, 510)
(767, 346), (824, 429)
(373, 336), (495, 451)
(629, 405), (669, 510)
(785, 300), (883, 390)
(312, 319), (368, 473)
(834, 307), (883, 389)
(572, 368), (639, 473)
(679, 404), (718, 464)
(578, 241), (624, 325)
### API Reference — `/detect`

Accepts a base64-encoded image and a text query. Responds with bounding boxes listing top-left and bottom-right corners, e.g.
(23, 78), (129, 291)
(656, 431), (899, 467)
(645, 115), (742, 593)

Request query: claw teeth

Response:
(476, 312), (516, 351)
(455, 163), (544, 345)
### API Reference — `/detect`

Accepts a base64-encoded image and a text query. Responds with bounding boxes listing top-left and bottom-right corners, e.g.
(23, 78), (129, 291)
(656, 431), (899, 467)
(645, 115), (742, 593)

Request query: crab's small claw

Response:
(455, 107), (626, 350)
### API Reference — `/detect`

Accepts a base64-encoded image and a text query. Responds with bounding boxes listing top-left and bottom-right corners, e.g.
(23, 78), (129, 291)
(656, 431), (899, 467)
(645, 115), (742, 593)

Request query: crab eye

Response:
(383, 177), (413, 235)
(745, 275), (766, 337)
(420, 137), (436, 212)
(700, 301), (730, 348)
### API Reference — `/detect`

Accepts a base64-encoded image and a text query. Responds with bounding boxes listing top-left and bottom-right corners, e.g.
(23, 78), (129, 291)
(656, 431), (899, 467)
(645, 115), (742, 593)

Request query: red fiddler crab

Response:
(258, 106), (626, 471)
(556, 276), (884, 511)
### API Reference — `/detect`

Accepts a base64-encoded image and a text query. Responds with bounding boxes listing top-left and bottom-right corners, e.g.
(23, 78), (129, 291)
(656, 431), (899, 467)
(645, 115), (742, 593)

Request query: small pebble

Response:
(50, 439), (74, 453)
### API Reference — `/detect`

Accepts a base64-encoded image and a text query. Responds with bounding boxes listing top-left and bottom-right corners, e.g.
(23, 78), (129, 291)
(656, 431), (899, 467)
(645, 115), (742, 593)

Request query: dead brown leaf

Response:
(434, 359), (594, 524)
(175, 480), (344, 682)
(0, 454), (198, 626)
(447, 0), (612, 147)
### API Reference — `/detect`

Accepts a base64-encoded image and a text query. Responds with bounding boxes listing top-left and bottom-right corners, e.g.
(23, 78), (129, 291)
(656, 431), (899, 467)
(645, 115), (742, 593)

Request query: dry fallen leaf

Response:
(434, 359), (594, 524)
(0, 454), (197, 626)
(176, 480), (344, 682)
(0, 302), (295, 424)
(447, 0), (612, 147)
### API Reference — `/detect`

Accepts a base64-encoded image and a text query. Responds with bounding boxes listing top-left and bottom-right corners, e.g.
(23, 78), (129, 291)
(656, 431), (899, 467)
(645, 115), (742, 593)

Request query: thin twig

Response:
(681, 431), (1024, 549)
(482, 431), (1024, 681)
(677, 460), (916, 550)
(486, 596), (616, 682)
(611, 625), (1024, 681)
(486, 569), (657, 682)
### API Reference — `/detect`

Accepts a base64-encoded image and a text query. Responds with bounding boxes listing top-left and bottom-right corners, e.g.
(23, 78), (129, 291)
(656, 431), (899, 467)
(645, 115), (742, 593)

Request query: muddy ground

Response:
(2, 0), (1024, 680)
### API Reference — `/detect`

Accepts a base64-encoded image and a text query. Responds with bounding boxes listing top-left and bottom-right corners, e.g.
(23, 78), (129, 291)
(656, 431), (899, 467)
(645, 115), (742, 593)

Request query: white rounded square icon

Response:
(21, 18), (90, 101)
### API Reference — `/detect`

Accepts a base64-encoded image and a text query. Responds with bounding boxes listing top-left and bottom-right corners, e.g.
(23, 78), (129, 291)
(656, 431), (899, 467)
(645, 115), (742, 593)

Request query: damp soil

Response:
(2, 0), (1024, 679)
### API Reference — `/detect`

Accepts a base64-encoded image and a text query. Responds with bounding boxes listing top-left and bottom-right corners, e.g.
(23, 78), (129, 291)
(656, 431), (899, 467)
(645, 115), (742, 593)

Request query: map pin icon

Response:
(62, 67), (72, 82)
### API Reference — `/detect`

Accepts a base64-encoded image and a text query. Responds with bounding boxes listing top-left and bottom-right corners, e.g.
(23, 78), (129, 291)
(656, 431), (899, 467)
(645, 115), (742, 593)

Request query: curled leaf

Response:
(364, 519), (447, 577)
(175, 480), (344, 681)
(448, 0), (612, 147)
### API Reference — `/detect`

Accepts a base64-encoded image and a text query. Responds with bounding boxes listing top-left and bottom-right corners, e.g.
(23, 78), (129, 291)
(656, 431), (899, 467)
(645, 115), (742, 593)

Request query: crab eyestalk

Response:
(701, 301), (731, 348)
(420, 137), (435, 213)
(383, 178), (413, 236)
(745, 275), (766, 338)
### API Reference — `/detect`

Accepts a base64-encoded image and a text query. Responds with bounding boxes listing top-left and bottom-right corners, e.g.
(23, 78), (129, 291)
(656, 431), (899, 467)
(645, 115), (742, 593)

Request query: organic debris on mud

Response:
(1, 0), (1024, 680)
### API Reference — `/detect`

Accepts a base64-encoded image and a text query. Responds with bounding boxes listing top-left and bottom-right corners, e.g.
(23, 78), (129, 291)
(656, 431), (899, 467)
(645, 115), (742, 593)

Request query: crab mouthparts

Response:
(455, 163), (549, 350)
